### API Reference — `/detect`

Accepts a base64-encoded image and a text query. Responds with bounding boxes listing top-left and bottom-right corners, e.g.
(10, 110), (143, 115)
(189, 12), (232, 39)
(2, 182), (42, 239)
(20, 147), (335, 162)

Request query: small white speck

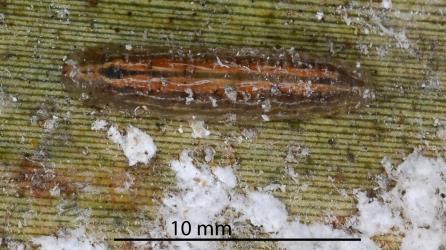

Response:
(91, 119), (108, 131)
(215, 56), (229, 68)
(43, 116), (59, 132)
(189, 120), (210, 138)
(362, 88), (376, 100)
(185, 88), (194, 105)
(224, 86), (237, 103)
(209, 96), (218, 107)
(204, 146), (215, 163)
(55, 8), (70, 21)
(261, 99), (271, 112)
(382, 0), (392, 9)
(315, 11), (324, 21)
(49, 185), (60, 197)
(261, 114), (270, 122)
(125, 44), (133, 51)
(80, 92), (89, 100)
(437, 128), (446, 140)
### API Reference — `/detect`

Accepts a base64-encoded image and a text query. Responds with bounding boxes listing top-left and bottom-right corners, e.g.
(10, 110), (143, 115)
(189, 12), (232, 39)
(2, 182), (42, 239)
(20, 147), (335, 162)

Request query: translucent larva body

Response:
(63, 45), (368, 121)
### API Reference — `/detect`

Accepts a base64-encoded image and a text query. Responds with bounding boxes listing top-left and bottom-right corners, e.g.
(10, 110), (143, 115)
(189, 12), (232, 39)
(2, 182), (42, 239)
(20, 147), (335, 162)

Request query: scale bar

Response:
(114, 238), (361, 242)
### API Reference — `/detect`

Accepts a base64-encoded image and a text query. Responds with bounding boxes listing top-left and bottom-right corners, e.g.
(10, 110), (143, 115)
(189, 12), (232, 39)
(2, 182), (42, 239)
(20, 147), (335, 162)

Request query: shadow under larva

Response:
(62, 45), (371, 121)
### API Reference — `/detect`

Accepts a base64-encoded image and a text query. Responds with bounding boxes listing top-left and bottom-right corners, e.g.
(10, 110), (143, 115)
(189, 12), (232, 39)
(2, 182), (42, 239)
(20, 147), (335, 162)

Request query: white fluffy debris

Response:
(91, 119), (108, 131)
(148, 150), (378, 250)
(91, 119), (156, 166)
(144, 147), (446, 250)
(189, 120), (211, 138)
(437, 127), (446, 141)
(213, 166), (237, 187)
(353, 192), (403, 236)
(233, 191), (288, 233)
(31, 226), (107, 250)
(6, 241), (25, 250)
(372, 17), (411, 50)
(382, 0), (392, 9)
(107, 125), (157, 166)
(151, 150), (235, 249)
(351, 151), (446, 249)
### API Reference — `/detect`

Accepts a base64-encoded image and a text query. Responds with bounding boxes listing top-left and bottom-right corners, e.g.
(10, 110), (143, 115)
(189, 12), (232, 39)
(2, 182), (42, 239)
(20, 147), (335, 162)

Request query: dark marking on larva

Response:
(62, 45), (371, 121)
